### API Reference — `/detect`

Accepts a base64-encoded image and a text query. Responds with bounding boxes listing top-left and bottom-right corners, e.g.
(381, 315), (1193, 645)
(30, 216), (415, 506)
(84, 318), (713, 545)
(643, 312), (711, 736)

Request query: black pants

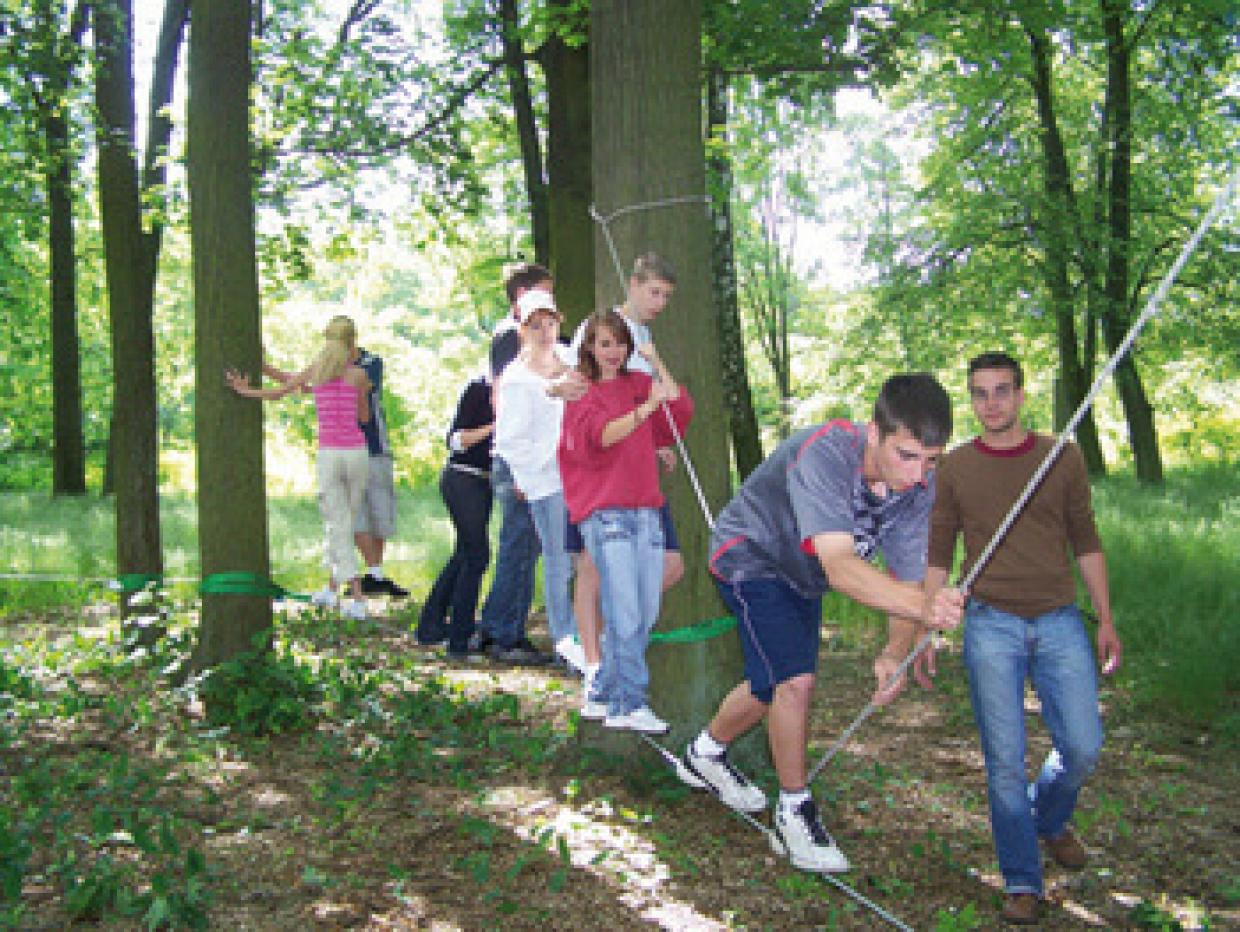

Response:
(418, 467), (493, 651)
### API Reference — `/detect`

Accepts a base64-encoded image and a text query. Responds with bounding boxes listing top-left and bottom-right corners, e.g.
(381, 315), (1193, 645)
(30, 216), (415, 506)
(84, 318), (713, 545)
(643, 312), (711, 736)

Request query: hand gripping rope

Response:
(591, 197), (914, 930)
(805, 168), (1238, 791)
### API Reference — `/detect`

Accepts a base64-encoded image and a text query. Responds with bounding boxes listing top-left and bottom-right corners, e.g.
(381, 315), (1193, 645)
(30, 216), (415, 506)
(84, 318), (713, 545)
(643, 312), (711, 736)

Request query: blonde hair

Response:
(305, 315), (357, 386)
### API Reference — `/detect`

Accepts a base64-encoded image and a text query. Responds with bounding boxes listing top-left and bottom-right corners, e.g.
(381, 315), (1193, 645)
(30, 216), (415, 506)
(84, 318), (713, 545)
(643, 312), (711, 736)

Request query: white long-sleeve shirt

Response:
(493, 355), (566, 501)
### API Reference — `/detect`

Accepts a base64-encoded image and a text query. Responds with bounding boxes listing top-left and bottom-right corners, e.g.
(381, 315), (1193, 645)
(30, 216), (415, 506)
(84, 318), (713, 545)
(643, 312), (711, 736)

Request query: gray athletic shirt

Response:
(708, 421), (934, 599)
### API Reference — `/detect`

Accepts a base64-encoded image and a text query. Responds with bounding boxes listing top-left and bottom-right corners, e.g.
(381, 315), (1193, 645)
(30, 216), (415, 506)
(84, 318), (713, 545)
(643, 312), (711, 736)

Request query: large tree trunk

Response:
(96, 0), (164, 617)
(706, 69), (762, 480)
(499, 0), (549, 267)
(591, 0), (742, 749)
(188, 0), (273, 668)
(1025, 26), (1106, 475)
(543, 2), (594, 328)
(45, 107), (86, 496)
(1102, 0), (1162, 484)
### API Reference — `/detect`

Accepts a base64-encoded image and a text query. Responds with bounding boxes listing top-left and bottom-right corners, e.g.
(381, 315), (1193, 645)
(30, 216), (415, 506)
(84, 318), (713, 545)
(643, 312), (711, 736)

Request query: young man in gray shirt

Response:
(680, 373), (964, 874)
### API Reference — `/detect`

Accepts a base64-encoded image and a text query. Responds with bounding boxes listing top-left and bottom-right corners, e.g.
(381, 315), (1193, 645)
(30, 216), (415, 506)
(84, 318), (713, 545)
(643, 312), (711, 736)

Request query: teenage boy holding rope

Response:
(924, 352), (1121, 925)
(679, 374), (965, 873)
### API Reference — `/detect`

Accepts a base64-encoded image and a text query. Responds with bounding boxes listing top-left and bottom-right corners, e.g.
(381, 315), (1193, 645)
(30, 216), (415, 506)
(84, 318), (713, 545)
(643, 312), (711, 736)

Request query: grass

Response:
(1092, 463), (1240, 729)
(1, 464), (1237, 728)
(0, 487), (451, 612)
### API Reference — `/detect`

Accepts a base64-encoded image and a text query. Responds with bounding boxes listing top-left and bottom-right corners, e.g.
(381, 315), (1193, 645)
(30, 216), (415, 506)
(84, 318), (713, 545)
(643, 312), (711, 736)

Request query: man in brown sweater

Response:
(924, 352), (1122, 926)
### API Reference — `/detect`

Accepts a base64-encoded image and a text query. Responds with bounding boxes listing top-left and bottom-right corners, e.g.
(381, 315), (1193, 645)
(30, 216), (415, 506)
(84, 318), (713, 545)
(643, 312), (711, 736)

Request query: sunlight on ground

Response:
(484, 786), (730, 931)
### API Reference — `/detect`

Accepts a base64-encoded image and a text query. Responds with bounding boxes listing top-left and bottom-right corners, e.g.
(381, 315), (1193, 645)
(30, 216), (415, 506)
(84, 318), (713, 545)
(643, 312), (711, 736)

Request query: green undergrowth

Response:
(0, 608), (572, 927)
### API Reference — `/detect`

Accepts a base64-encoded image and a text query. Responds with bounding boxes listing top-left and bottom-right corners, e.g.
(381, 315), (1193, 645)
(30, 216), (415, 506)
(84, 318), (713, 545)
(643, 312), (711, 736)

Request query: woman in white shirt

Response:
(493, 289), (579, 664)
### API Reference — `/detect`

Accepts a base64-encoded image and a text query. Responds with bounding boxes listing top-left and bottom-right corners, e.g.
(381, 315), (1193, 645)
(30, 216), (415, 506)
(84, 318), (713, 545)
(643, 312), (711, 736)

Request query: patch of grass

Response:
(1093, 464), (1240, 728)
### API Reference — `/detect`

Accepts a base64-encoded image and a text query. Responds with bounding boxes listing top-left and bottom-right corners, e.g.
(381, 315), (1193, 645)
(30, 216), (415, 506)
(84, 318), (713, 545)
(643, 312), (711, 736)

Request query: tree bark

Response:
(499, 0), (549, 267)
(591, 0), (742, 751)
(1025, 26), (1106, 475)
(96, 0), (164, 615)
(706, 69), (763, 479)
(45, 104), (86, 496)
(188, 0), (273, 668)
(543, 3), (594, 328)
(1102, 0), (1162, 484)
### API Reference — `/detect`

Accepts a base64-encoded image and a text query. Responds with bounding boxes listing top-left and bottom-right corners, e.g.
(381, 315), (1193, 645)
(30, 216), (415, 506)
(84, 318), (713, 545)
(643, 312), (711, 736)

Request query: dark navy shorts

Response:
(567, 500), (679, 554)
(715, 576), (822, 704)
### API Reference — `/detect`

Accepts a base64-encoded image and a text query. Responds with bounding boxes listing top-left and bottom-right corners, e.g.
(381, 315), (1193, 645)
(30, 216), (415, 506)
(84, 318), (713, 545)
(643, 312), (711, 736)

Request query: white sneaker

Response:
(341, 599), (367, 621)
(580, 698), (608, 721)
(772, 798), (849, 873)
(682, 740), (767, 812)
(604, 705), (669, 734)
(311, 588), (338, 608)
(555, 635), (587, 674)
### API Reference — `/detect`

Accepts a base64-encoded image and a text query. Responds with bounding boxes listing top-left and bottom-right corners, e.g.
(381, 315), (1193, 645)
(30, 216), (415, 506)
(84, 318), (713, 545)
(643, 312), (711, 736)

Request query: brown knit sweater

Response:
(928, 432), (1102, 619)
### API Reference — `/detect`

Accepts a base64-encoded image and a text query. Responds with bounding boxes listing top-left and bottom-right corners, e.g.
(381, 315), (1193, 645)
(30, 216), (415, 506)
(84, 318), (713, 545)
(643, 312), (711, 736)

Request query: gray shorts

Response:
(353, 454), (396, 539)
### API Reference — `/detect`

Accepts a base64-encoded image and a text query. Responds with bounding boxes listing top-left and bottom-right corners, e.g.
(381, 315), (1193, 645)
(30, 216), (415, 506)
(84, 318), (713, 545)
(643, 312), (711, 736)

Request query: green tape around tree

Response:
(649, 615), (736, 644)
(114, 573), (163, 594)
(199, 572), (309, 602)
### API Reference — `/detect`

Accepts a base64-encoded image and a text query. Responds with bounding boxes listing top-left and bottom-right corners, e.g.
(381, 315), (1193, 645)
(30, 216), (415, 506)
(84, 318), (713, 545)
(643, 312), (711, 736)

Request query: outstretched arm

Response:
(226, 368), (301, 401)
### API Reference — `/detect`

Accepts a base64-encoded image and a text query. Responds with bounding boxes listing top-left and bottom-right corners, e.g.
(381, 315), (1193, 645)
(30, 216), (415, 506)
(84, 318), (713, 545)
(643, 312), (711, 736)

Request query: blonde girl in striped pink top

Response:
(226, 315), (372, 620)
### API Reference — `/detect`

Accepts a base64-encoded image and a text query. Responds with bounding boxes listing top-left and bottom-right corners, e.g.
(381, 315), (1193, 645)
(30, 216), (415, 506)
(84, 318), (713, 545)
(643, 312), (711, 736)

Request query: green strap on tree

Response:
(649, 615), (736, 644)
(199, 572), (309, 602)
(115, 573), (164, 594)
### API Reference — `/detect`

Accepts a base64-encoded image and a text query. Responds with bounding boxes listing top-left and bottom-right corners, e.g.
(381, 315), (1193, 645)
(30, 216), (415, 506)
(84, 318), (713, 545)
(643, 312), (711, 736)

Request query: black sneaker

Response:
(492, 637), (552, 665)
(361, 575), (410, 598)
(382, 578), (409, 598)
(467, 630), (491, 650)
(360, 574), (387, 595)
(416, 628), (448, 647)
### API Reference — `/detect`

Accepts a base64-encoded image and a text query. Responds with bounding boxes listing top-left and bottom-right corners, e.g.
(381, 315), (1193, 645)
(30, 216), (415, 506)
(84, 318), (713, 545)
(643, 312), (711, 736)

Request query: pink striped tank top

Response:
(313, 377), (366, 449)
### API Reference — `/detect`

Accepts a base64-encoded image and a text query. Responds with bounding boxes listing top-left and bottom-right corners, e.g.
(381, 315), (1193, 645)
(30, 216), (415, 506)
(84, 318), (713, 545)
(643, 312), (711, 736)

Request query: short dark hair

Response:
(504, 262), (553, 304)
(631, 252), (677, 286)
(967, 352), (1023, 388)
(873, 373), (952, 447)
(576, 310), (633, 383)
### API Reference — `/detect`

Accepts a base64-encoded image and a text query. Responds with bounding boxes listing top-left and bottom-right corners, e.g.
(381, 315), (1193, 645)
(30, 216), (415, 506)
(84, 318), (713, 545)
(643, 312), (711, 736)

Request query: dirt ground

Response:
(7, 607), (1238, 931)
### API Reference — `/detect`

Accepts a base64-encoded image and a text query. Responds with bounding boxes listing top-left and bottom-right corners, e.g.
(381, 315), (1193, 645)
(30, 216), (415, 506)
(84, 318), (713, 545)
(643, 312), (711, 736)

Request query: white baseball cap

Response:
(516, 289), (558, 323)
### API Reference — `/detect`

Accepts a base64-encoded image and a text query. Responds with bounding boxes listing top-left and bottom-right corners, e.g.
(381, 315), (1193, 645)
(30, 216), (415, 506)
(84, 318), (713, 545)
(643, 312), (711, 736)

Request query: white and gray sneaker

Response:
(580, 697), (607, 721)
(681, 741), (766, 812)
(603, 705), (669, 734)
(772, 797), (849, 873)
(555, 635), (588, 674)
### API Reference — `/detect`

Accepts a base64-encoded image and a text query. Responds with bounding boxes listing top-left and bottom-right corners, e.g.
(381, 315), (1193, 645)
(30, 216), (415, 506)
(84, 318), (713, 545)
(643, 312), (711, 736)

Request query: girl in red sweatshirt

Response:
(558, 310), (694, 734)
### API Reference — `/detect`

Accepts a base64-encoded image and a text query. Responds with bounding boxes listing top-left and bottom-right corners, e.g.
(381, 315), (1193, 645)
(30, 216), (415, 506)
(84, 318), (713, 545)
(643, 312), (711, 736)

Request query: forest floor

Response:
(4, 601), (1237, 931)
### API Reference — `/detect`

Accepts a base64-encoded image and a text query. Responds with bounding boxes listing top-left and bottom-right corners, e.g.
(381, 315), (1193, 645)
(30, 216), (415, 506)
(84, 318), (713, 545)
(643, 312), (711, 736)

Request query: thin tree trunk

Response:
(499, 0), (549, 266)
(96, 0), (164, 618)
(1102, 0), (1162, 483)
(706, 68), (762, 479)
(188, 0), (273, 670)
(45, 105), (86, 495)
(1025, 26), (1106, 475)
(543, 2), (594, 327)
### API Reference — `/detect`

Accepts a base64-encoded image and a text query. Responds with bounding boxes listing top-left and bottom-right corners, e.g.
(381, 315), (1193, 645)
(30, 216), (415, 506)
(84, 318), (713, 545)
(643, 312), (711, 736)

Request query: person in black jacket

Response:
(417, 373), (495, 658)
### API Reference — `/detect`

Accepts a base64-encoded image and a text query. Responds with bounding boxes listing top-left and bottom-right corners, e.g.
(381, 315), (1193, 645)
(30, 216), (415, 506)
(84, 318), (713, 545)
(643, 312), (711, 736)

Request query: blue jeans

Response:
(528, 491), (576, 645)
(580, 508), (663, 715)
(479, 456), (539, 647)
(963, 600), (1103, 895)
